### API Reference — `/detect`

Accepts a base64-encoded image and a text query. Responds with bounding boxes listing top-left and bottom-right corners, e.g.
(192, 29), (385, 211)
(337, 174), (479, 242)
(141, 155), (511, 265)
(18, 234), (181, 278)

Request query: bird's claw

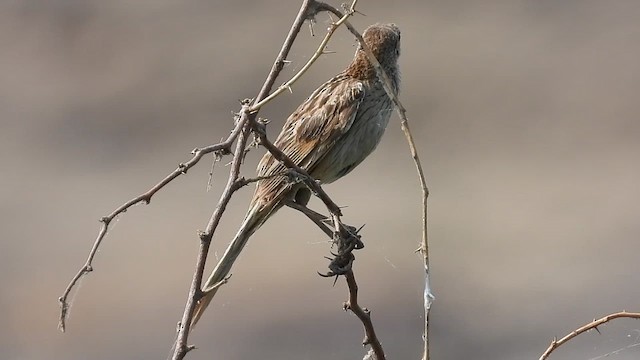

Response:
(319, 251), (355, 279)
(318, 219), (364, 279)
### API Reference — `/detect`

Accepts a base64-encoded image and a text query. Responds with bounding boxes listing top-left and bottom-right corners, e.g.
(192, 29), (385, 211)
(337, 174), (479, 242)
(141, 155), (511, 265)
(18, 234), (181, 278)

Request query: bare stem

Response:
(344, 270), (386, 360)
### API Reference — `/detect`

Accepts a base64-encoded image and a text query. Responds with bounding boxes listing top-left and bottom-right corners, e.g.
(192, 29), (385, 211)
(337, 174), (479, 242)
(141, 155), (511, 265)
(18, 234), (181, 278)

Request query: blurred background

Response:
(2, 1), (639, 359)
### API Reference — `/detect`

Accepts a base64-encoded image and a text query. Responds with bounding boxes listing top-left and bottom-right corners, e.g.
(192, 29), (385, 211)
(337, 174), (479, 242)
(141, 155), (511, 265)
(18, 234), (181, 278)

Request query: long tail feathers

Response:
(190, 203), (272, 327)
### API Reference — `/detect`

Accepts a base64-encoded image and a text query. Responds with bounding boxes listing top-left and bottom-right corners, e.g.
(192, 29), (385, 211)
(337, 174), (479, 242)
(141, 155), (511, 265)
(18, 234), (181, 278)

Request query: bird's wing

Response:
(252, 75), (365, 206)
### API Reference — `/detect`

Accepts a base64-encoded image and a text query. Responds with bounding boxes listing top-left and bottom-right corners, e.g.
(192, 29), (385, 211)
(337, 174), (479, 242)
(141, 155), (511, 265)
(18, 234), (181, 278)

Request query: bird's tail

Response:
(190, 202), (274, 327)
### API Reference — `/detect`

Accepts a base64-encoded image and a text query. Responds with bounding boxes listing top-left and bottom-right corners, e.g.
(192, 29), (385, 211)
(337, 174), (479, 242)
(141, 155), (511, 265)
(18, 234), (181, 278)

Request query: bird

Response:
(192, 23), (401, 326)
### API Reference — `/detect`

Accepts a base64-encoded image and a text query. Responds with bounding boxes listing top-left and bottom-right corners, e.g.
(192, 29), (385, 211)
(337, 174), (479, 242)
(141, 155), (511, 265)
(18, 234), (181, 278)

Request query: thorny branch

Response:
(58, 1), (419, 360)
(344, 270), (385, 360)
(539, 311), (640, 360)
(249, 1), (358, 112)
(57, 123), (243, 333)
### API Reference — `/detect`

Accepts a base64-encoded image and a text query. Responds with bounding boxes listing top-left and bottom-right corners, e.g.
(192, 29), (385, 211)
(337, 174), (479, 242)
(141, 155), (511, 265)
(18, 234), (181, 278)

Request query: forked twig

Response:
(344, 270), (385, 360)
(57, 126), (242, 332)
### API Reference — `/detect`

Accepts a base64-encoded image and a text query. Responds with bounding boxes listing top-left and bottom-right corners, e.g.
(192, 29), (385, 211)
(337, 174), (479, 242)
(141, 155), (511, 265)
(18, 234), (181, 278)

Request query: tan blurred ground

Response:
(1, 1), (640, 359)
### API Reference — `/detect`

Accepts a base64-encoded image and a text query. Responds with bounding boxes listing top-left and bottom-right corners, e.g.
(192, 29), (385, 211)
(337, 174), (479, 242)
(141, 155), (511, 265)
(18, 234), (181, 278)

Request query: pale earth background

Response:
(2, 1), (639, 359)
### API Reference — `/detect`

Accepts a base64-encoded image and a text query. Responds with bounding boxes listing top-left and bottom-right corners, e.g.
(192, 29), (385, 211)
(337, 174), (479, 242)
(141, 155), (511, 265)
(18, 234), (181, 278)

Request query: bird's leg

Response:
(283, 199), (334, 238)
(331, 214), (365, 251)
(284, 189), (364, 277)
(293, 186), (312, 207)
(312, 213), (362, 278)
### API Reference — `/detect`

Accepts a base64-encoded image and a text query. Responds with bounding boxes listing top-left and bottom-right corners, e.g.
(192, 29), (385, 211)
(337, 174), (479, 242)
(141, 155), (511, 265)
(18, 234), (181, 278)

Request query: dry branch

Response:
(344, 270), (386, 360)
(57, 124), (243, 332)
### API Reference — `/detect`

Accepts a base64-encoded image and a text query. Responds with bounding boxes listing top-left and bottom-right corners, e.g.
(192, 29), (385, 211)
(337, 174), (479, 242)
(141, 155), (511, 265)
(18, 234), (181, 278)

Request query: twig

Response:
(233, 170), (291, 190)
(539, 311), (640, 360)
(172, 118), (252, 359)
(249, 0), (358, 112)
(344, 270), (386, 360)
(254, 0), (318, 104)
(57, 124), (243, 332)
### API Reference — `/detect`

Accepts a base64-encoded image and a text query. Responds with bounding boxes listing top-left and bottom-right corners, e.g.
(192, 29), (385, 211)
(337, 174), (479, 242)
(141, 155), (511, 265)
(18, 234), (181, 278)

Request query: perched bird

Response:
(192, 23), (401, 325)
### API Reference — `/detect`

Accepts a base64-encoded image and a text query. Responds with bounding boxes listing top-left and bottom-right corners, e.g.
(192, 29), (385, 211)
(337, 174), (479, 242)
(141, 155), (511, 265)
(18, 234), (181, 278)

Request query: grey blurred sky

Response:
(1, 1), (640, 359)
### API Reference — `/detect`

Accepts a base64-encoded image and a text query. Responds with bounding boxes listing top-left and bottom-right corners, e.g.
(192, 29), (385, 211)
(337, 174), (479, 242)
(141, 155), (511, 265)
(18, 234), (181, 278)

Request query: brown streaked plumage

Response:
(192, 23), (401, 326)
